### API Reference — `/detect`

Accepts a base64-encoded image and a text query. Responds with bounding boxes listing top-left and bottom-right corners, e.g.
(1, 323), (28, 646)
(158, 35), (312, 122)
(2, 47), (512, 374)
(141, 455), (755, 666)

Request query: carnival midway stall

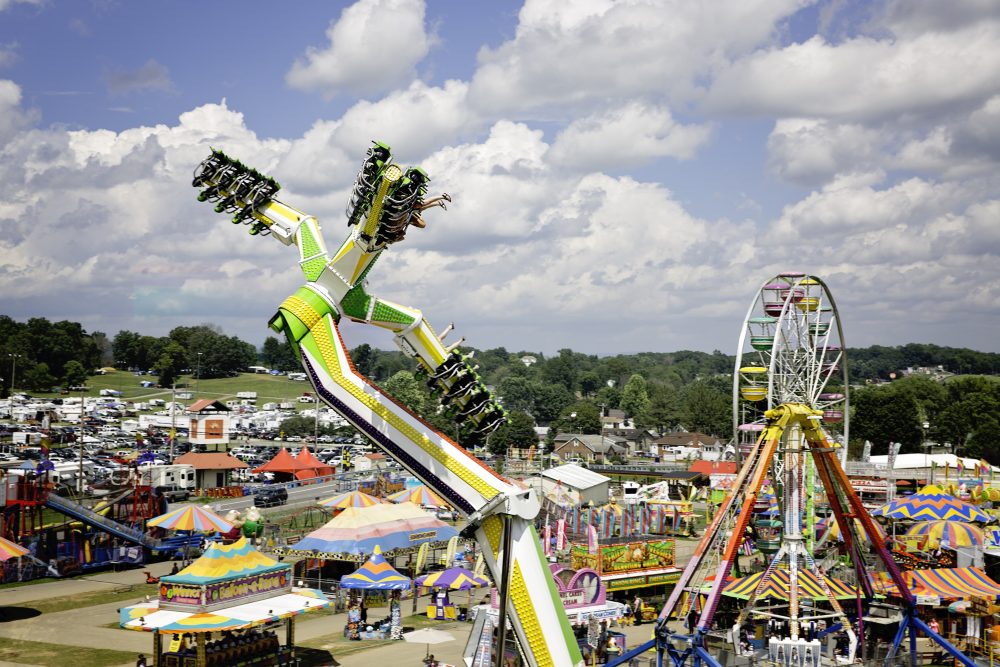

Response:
(0, 534), (30, 583)
(416, 566), (490, 621)
(340, 545), (410, 641)
(317, 490), (384, 513)
(465, 564), (628, 666)
(280, 502), (458, 600)
(387, 483), (449, 509)
(119, 537), (329, 667)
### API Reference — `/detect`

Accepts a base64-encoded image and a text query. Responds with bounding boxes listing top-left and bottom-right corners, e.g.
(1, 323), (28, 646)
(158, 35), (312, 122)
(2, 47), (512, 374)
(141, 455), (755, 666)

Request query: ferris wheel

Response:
(733, 272), (849, 462)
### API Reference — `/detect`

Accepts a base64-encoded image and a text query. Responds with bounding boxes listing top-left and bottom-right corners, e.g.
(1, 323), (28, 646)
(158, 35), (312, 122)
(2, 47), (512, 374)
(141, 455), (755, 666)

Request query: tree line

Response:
(2, 315), (998, 461)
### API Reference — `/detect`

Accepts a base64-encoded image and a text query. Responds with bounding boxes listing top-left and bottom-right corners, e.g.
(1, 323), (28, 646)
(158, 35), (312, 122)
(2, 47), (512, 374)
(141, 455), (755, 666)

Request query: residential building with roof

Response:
(172, 452), (248, 489)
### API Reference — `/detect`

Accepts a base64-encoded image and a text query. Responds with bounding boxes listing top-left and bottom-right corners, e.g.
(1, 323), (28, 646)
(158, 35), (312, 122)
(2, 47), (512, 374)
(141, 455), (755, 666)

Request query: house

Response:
(536, 464), (610, 506)
(186, 399), (232, 449)
(653, 432), (728, 461)
(353, 452), (389, 472)
(552, 434), (628, 464)
(172, 452), (248, 489)
(601, 409), (633, 431)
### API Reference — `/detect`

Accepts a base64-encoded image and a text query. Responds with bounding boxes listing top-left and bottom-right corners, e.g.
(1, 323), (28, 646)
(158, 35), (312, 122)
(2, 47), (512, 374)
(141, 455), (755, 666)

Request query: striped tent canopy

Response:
(285, 502), (458, 559)
(164, 537), (286, 584)
(318, 490), (384, 510)
(723, 568), (859, 601)
(819, 517), (887, 543)
(903, 521), (985, 548)
(874, 567), (1000, 601)
(387, 484), (448, 508)
(416, 567), (490, 591)
(0, 535), (29, 561)
(148, 504), (234, 533)
(872, 484), (991, 523)
(340, 545), (411, 590)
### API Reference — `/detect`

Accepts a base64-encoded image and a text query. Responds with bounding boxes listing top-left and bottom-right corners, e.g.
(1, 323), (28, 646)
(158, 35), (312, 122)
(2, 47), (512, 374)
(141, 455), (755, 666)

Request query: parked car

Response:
(157, 484), (191, 502)
(253, 486), (288, 507)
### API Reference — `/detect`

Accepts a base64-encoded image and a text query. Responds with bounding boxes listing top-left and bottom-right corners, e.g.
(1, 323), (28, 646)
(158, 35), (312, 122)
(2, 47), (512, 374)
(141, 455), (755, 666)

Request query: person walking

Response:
(136, 655), (147, 667)
(634, 596), (644, 625)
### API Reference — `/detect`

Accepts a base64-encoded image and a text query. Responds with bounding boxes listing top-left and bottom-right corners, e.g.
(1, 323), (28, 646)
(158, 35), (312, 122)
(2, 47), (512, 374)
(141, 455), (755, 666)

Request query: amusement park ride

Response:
(188, 146), (982, 667)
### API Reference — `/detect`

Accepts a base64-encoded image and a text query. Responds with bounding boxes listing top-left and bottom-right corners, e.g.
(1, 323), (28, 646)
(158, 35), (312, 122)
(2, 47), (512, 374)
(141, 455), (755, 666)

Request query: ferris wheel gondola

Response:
(733, 273), (849, 463)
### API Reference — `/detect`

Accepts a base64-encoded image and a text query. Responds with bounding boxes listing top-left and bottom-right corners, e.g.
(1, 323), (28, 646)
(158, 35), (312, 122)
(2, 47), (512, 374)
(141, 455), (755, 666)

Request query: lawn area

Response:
(0, 637), (138, 667)
(33, 370), (314, 405)
(8, 582), (158, 615)
(299, 613), (458, 658)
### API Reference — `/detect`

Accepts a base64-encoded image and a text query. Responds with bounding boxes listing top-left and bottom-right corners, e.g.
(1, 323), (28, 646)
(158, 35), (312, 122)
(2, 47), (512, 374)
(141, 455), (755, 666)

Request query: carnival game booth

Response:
(340, 545), (411, 640)
(119, 537), (328, 666)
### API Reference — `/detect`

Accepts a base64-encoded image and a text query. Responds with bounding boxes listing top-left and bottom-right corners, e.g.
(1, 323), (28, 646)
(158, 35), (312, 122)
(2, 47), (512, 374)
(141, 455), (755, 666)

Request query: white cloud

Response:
(468, 0), (810, 115)
(286, 0), (434, 98)
(0, 0), (40, 10)
(706, 24), (1000, 121)
(767, 118), (882, 185)
(549, 102), (711, 170)
(0, 80), (37, 146)
(0, 42), (17, 67)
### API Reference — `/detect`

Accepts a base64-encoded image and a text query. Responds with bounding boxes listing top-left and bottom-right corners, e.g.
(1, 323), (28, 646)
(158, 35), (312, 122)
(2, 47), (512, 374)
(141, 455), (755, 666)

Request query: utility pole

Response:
(8, 353), (21, 394)
(78, 386), (85, 495)
(170, 382), (177, 461)
(314, 395), (320, 445)
(195, 352), (203, 396)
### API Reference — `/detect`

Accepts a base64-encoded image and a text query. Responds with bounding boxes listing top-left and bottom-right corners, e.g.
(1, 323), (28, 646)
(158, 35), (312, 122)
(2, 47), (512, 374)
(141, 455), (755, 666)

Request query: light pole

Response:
(8, 353), (21, 393)
(314, 395), (320, 446)
(921, 420), (932, 483)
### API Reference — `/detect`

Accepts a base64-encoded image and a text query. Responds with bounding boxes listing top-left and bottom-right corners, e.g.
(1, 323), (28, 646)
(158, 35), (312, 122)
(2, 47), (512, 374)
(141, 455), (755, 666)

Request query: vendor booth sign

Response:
(570, 539), (675, 575)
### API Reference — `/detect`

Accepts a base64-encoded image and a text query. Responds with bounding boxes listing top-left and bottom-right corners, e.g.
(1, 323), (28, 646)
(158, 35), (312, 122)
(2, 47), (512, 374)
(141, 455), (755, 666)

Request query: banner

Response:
(556, 518), (567, 551)
(445, 535), (458, 566)
(415, 542), (429, 574)
(588, 525), (598, 554)
(474, 552), (485, 578)
(543, 523), (552, 557)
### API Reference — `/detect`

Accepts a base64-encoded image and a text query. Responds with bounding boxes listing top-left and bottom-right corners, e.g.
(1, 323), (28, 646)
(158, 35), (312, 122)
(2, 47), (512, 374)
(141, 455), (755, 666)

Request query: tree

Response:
(154, 341), (188, 388)
(498, 376), (535, 413)
(351, 344), (377, 377)
(381, 371), (427, 416)
(549, 401), (602, 437)
(620, 374), (650, 423)
(63, 360), (88, 387)
(487, 411), (536, 455)
(578, 371), (602, 397)
(22, 362), (56, 392)
(644, 383), (680, 433)
(851, 385), (922, 454)
(679, 379), (730, 437)
(262, 336), (298, 371)
(530, 382), (574, 423)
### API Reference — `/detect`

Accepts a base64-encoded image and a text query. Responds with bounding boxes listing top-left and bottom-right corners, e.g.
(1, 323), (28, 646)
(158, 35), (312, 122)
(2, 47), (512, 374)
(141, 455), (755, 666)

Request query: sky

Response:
(0, 0), (998, 357)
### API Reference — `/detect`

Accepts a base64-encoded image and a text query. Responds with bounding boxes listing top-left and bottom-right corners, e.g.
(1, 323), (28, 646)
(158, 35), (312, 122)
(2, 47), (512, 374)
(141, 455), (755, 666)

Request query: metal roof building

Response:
(536, 464), (610, 506)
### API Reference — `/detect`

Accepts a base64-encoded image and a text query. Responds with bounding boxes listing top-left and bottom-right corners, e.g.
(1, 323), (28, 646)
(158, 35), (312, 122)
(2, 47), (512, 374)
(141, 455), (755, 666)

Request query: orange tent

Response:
(252, 447), (311, 477)
(295, 447), (335, 478)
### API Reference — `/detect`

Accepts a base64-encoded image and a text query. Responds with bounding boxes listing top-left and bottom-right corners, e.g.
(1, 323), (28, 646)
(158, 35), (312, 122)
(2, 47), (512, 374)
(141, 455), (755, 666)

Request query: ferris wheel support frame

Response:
(607, 404), (977, 667)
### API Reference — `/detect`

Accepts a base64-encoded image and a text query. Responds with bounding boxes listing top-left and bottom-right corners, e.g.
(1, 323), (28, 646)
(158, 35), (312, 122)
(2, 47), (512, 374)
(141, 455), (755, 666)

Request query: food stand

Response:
(119, 537), (328, 666)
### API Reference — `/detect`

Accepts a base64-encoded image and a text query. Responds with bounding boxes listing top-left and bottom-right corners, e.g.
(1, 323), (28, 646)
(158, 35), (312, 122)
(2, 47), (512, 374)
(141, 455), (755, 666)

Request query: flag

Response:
(587, 525), (598, 554)
(556, 518), (566, 551)
(979, 459), (990, 476)
(445, 535), (459, 565)
(742, 538), (755, 556)
(474, 552), (486, 578)
(415, 542), (429, 574)
(958, 460), (965, 476)
(543, 523), (552, 557)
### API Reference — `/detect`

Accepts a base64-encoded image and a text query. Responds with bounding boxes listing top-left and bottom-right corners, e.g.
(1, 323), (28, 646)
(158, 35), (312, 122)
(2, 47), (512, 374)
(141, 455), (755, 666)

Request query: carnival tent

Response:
(723, 568), (859, 601)
(164, 537), (286, 584)
(416, 567), (489, 591)
(251, 448), (311, 477)
(0, 535), (29, 561)
(294, 447), (335, 479)
(387, 484), (447, 508)
(872, 484), (991, 523)
(903, 521), (985, 549)
(148, 504), (234, 533)
(340, 545), (412, 590)
(875, 567), (1000, 601)
(818, 517), (887, 543)
(318, 490), (383, 510)
(284, 502), (458, 559)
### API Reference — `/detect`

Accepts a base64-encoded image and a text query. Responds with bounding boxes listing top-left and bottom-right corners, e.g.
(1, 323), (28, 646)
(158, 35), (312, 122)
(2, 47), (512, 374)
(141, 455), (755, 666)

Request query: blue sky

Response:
(0, 0), (998, 356)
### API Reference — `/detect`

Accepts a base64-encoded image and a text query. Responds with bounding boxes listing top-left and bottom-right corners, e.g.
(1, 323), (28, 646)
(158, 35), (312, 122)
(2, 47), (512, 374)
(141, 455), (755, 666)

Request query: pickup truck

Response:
(158, 485), (191, 502)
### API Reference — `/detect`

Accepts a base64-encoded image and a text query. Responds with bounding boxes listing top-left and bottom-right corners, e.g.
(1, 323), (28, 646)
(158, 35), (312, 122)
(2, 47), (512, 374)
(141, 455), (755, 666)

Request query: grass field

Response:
(0, 637), (138, 667)
(7, 582), (159, 615)
(34, 370), (315, 406)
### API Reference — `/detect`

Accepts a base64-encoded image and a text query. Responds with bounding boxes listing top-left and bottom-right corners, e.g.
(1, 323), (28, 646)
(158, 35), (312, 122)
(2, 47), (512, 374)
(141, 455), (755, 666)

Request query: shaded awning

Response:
(876, 567), (1000, 601)
(723, 568), (859, 601)
(340, 545), (411, 590)
(120, 589), (329, 633)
